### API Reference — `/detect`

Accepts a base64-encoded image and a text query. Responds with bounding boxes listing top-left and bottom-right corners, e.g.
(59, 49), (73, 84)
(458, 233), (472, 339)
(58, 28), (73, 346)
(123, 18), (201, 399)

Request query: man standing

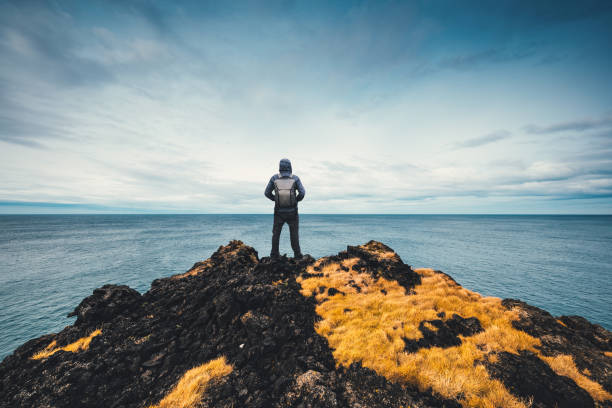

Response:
(264, 158), (305, 259)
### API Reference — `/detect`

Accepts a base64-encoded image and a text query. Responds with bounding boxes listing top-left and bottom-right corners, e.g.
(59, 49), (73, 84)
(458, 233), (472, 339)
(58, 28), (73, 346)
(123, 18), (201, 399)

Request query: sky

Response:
(1, 0), (611, 214)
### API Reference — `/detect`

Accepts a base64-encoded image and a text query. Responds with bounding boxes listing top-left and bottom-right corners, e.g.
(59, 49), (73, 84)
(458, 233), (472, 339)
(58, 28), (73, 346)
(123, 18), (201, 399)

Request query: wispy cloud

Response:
(439, 48), (536, 71)
(0, 2), (114, 87)
(523, 116), (612, 134)
(0, 1), (611, 213)
(452, 131), (511, 149)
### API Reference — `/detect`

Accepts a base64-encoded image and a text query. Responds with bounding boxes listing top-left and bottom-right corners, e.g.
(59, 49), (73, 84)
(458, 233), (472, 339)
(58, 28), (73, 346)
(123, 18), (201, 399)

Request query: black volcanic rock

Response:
(484, 350), (594, 408)
(403, 314), (484, 352)
(68, 284), (142, 326)
(0, 241), (453, 408)
(502, 298), (612, 396)
(310, 240), (421, 294)
(1, 240), (611, 408)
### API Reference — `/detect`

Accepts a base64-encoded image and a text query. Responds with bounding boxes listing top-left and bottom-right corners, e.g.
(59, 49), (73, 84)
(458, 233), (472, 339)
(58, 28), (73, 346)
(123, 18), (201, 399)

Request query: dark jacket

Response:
(265, 158), (305, 213)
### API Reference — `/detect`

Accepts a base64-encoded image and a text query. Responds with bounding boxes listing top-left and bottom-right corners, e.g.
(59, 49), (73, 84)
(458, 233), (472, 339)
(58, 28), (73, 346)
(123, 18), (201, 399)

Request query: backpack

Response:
(273, 174), (297, 208)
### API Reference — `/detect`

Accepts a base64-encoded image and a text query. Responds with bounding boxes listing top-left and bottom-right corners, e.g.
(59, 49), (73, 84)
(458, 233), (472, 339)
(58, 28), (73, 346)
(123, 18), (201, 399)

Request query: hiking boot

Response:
(293, 253), (303, 260)
(270, 252), (280, 260)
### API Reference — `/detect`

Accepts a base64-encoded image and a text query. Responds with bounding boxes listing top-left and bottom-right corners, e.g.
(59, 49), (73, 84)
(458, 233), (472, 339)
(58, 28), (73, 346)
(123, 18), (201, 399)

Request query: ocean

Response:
(1, 214), (611, 360)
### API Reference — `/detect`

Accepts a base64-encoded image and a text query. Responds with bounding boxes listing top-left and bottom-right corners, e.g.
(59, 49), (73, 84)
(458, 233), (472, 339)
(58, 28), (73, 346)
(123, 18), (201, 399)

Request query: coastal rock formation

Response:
(1, 240), (611, 408)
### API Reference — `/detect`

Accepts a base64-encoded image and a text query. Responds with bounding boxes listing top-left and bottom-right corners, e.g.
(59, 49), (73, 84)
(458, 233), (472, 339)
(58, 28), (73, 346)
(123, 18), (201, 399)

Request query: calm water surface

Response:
(1, 214), (611, 360)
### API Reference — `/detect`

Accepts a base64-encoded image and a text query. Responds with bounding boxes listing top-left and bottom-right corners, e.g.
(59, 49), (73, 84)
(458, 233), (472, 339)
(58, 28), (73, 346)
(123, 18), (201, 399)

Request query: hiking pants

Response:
(271, 211), (301, 256)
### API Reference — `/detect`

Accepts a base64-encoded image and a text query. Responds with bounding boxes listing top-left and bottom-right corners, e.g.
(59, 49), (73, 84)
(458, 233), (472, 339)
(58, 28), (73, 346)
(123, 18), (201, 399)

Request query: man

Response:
(264, 158), (305, 259)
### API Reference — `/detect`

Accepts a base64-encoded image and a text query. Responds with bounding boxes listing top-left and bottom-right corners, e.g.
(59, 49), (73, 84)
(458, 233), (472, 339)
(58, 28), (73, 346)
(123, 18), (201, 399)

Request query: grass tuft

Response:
(298, 247), (611, 407)
(31, 329), (102, 360)
(148, 356), (232, 408)
(173, 259), (214, 279)
(541, 354), (612, 402)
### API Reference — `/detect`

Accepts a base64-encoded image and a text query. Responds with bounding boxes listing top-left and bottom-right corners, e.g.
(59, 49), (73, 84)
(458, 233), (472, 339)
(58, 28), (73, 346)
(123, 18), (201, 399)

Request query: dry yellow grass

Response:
(173, 259), (214, 279)
(149, 356), (232, 408)
(31, 329), (102, 360)
(541, 354), (612, 402)
(358, 241), (403, 262)
(298, 249), (611, 407)
(604, 351), (612, 358)
(134, 334), (152, 345)
(373, 249), (400, 260)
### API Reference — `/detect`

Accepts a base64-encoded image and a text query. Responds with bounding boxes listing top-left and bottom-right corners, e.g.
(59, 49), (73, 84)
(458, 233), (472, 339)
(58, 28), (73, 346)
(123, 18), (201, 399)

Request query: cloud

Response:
(0, 115), (50, 148)
(424, 0), (612, 31)
(523, 116), (612, 134)
(0, 2), (114, 87)
(0, 200), (148, 213)
(508, 0), (612, 24)
(452, 131), (511, 149)
(117, 0), (172, 35)
(438, 48), (536, 71)
(0, 88), (72, 148)
(316, 161), (362, 174)
(80, 27), (170, 66)
(0, 1), (611, 213)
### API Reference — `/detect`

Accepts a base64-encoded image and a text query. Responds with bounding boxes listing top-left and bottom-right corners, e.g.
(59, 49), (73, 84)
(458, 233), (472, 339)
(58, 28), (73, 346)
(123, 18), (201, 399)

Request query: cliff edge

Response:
(1, 240), (611, 408)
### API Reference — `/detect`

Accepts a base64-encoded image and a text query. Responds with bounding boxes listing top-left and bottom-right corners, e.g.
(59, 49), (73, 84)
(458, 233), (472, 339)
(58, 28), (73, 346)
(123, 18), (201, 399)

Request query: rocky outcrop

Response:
(497, 299), (612, 407)
(484, 350), (595, 408)
(67, 284), (142, 326)
(0, 240), (610, 408)
(403, 313), (484, 352)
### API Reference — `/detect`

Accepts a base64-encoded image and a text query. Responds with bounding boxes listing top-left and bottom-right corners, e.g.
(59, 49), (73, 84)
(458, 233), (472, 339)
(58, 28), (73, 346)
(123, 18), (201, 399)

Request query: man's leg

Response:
(271, 212), (284, 257)
(287, 212), (302, 258)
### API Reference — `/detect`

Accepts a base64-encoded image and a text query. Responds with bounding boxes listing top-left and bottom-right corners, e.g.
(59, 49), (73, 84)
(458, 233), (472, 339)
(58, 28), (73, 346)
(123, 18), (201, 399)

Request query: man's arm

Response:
(294, 176), (305, 202)
(264, 176), (276, 201)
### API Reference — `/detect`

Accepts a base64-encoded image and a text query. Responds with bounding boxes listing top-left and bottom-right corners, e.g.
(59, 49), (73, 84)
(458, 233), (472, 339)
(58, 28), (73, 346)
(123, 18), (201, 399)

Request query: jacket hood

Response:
(279, 158), (292, 176)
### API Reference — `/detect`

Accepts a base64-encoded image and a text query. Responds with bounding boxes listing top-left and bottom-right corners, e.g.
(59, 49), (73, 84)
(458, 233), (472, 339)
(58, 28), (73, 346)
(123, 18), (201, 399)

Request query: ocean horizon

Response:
(1, 214), (611, 361)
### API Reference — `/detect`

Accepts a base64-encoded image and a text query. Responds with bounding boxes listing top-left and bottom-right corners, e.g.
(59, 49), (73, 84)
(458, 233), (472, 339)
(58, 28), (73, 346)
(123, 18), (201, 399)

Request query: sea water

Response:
(1, 214), (611, 360)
